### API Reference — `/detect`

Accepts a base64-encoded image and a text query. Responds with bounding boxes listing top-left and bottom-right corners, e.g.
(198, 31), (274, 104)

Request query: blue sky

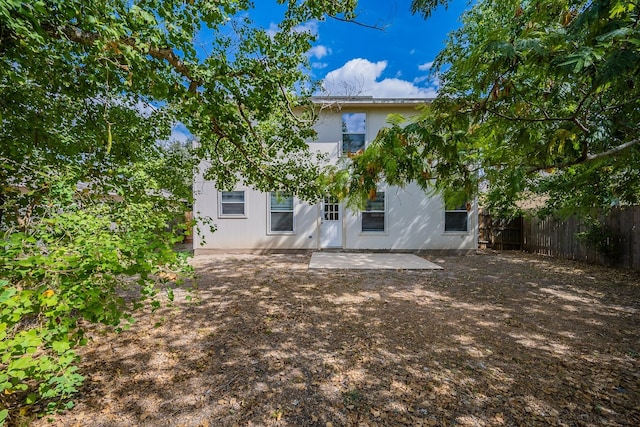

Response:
(254, 0), (471, 98)
(173, 1), (470, 142)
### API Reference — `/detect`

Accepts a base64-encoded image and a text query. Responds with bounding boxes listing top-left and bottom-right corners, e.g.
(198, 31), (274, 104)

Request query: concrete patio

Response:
(308, 252), (443, 270)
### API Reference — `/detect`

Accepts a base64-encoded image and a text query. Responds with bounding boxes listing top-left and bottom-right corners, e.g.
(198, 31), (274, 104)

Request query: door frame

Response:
(319, 197), (343, 249)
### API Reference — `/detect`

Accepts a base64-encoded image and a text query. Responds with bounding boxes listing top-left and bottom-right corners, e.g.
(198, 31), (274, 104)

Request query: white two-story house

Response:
(193, 97), (478, 253)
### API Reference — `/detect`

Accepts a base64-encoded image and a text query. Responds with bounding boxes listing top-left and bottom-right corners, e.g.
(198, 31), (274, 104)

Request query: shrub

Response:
(0, 179), (191, 425)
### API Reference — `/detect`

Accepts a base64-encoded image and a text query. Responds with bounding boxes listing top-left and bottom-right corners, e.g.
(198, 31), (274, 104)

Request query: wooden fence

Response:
(521, 206), (640, 270)
(478, 209), (523, 250)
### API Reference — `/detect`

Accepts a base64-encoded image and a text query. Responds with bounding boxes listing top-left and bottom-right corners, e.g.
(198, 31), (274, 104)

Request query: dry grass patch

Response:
(33, 251), (640, 427)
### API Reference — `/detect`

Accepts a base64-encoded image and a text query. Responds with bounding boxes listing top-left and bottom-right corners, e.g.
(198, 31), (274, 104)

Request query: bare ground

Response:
(34, 251), (640, 426)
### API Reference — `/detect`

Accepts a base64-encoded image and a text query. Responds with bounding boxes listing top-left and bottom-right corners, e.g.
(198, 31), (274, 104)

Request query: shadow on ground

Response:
(35, 251), (640, 426)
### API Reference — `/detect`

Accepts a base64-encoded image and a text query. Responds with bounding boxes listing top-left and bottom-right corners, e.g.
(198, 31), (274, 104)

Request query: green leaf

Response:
(26, 392), (38, 404)
(344, 0), (640, 217)
(0, 288), (17, 304)
(52, 340), (71, 354)
(0, 0), (357, 413)
(386, 113), (406, 126)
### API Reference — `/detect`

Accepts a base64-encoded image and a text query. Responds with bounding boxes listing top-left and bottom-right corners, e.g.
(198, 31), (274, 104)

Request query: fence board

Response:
(520, 206), (640, 270)
(478, 209), (523, 250)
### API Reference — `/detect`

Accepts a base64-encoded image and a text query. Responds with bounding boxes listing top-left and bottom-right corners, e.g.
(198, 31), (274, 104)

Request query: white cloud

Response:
(321, 58), (438, 98)
(373, 78), (438, 98)
(415, 60), (441, 90)
(308, 45), (330, 59)
(170, 123), (192, 145)
(323, 58), (387, 90)
(418, 61), (434, 71)
(159, 122), (192, 148)
(312, 62), (328, 69)
(430, 73), (442, 89)
(294, 20), (318, 35)
(265, 23), (279, 38)
(267, 20), (319, 38)
(415, 71), (441, 90)
(343, 112), (366, 133)
(155, 122), (192, 148)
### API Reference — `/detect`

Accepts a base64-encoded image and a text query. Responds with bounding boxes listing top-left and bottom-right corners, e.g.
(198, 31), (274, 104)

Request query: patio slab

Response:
(308, 252), (443, 270)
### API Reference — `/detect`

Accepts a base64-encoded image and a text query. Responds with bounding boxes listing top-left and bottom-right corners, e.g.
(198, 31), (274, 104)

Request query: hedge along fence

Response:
(522, 206), (640, 270)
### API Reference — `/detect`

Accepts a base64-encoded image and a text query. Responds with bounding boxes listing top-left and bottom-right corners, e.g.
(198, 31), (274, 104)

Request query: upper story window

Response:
(342, 112), (366, 155)
(444, 201), (469, 232)
(362, 191), (385, 233)
(268, 192), (295, 233)
(219, 190), (246, 217)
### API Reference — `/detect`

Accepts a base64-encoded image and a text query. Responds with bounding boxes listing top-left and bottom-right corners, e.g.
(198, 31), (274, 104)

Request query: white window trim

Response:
(341, 111), (368, 156)
(360, 190), (388, 235)
(218, 190), (247, 218)
(267, 192), (296, 235)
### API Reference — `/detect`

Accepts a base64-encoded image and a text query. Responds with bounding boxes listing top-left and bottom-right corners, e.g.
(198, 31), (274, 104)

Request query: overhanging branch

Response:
(529, 137), (640, 173)
(327, 15), (385, 30)
(50, 26), (203, 93)
(586, 137), (640, 162)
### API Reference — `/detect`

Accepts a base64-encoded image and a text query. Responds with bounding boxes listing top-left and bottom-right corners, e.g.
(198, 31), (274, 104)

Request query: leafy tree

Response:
(0, 0), (355, 422)
(340, 0), (640, 217)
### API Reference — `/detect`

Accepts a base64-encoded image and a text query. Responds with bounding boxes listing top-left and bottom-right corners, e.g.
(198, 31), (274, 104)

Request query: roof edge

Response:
(311, 96), (433, 106)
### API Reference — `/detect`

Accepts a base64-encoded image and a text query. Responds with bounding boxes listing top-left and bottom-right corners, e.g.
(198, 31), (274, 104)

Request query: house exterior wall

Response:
(193, 99), (478, 253)
(194, 181), (323, 250)
(313, 105), (414, 143)
(342, 182), (478, 251)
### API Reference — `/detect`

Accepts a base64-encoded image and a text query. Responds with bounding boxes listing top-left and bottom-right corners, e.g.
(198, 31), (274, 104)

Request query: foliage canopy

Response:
(0, 0), (355, 422)
(342, 0), (640, 217)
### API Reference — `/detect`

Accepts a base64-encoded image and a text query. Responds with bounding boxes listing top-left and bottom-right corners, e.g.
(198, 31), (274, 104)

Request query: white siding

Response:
(312, 106), (419, 149)
(342, 182), (477, 251)
(193, 99), (478, 252)
(193, 183), (319, 250)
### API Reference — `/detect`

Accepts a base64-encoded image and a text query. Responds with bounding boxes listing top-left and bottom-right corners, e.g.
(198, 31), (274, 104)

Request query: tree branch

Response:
(51, 26), (203, 93)
(529, 137), (640, 173)
(209, 117), (277, 188)
(587, 137), (640, 162)
(327, 15), (385, 30)
(572, 117), (589, 133)
(488, 108), (575, 124)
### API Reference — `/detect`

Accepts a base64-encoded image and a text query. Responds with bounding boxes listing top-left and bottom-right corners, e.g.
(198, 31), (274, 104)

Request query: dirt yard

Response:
(34, 251), (639, 426)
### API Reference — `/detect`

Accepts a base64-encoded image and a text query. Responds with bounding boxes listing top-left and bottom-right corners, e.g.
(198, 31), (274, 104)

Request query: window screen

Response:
(362, 191), (385, 232)
(270, 192), (294, 232)
(220, 191), (245, 216)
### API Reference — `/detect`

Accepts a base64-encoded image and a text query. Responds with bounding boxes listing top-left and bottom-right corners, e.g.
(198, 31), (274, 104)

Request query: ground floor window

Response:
(269, 192), (294, 233)
(220, 191), (245, 217)
(445, 202), (469, 232)
(362, 191), (385, 232)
